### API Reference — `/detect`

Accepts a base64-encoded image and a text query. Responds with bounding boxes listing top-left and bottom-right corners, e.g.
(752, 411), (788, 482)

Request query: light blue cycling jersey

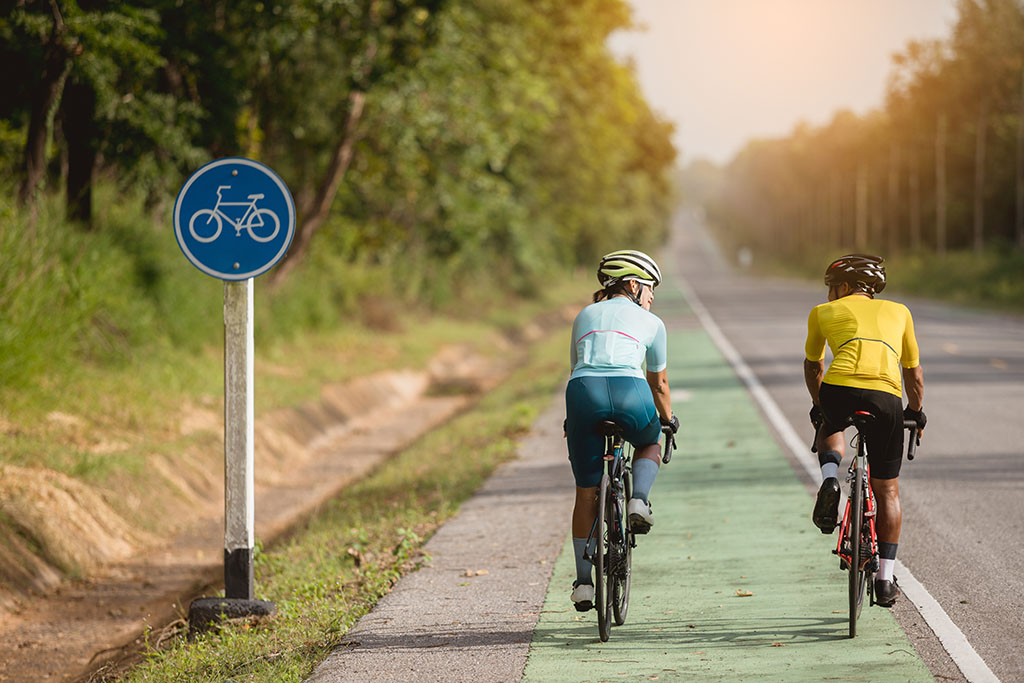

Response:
(569, 297), (667, 380)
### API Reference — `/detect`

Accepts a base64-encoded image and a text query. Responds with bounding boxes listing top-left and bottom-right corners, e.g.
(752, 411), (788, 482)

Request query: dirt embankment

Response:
(0, 307), (573, 681)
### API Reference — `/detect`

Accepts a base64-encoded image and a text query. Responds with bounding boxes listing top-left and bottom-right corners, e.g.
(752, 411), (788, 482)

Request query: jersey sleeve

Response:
(804, 307), (826, 361)
(900, 306), (920, 368)
(645, 318), (668, 372)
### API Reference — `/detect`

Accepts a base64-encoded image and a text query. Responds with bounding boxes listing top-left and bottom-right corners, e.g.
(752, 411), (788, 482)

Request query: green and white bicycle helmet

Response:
(597, 250), (662, 289)
(824, 253), (886, 294)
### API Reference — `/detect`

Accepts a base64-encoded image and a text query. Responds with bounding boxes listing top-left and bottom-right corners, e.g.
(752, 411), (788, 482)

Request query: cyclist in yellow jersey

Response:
(803, 254), (926, 608)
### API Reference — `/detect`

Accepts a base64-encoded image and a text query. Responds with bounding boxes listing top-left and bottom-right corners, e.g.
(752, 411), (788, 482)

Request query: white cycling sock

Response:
(878, 557), (895, 582)
(821, 462), (839, 481)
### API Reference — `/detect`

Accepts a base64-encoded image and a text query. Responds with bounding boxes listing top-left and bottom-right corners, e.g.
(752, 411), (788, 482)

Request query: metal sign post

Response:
(172, 157), (295, 633)
(223, 278), (255, 598)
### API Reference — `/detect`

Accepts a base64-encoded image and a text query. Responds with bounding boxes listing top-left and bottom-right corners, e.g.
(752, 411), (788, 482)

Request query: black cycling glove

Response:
(903, 406), (927, 430)
(809, 404), (823, 430)
(660, 414), (680, 434)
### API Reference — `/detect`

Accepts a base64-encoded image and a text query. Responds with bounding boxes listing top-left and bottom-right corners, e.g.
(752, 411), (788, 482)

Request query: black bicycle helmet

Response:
(824, 254), (886, 294)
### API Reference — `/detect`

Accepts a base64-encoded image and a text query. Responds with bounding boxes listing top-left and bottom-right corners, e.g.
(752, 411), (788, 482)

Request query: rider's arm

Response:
(902, 365), (924, 412)
(804, 358), (825, 404)
(900, 305), (924, 415)
(646, 369), (672, 421)
(645, 318), (671, 420)
(804, 307), (827, 404)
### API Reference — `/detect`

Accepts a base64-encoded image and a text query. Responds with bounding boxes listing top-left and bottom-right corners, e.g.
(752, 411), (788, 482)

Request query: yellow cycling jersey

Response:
(805, 295), (920, 397)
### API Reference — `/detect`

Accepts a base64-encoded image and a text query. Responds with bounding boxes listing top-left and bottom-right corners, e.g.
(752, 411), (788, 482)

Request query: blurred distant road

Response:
(670, 209), (1024, 681)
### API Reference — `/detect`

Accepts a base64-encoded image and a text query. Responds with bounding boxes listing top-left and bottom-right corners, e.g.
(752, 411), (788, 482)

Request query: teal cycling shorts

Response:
(565, 375), (661, 488)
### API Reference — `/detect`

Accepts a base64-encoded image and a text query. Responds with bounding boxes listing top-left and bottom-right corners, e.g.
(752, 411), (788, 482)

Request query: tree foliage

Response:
(706, 0), (1024, 262)
(1, 0), (675, 293)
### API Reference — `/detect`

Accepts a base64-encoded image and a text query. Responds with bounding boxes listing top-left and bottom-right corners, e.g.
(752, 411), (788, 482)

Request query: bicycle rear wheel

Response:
(848, 467), (866, 638)
(611, 472), (632, 625)
(595, 473), (610, 642)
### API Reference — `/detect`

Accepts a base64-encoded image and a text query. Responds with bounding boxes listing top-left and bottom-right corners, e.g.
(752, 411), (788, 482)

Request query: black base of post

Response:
(188, 597), (276, 637)
(225, 547), (255, 599)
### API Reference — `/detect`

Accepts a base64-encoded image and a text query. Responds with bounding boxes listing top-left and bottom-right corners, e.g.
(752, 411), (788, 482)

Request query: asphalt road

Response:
(670, 209), (1024, 681)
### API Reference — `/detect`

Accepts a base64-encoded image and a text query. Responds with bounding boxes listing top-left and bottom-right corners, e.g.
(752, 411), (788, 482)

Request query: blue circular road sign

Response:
(174, 158), (295, 280)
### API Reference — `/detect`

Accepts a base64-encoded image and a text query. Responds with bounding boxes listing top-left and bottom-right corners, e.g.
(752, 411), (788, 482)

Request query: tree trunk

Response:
(268, 89), (367, 286)
(17, 5), (74, 208)
(855, 163), (868, 250)
(909, 149), (921, 251)
(63, 79), (97, 227)
(936, 113), (947, 257)
(973, 102), (987, 254)
(887, 144), (900, 254)
(1016, 68), (1024, 249)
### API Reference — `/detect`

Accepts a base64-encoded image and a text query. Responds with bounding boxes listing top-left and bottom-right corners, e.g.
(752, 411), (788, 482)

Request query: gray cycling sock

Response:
(632, 457), (660, 503)
(572, 536), (593, 585)
(819, 450), (842, 481)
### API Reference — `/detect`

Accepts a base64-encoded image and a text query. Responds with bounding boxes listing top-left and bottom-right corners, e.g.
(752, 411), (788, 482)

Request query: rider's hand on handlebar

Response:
(660, 414), (679, 434)
(903, 406), (926, 433)
(809, 404), (823, 431)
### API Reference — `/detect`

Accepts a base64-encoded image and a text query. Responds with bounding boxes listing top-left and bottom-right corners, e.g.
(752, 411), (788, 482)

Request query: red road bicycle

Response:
(814, 413), (920, 638)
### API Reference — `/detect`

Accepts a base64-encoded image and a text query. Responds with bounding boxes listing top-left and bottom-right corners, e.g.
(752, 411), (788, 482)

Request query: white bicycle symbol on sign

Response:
(188, 185), (281, 243)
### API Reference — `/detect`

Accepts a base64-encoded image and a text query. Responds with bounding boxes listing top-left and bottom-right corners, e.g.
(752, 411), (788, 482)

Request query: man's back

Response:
(805, 297), (919, 396)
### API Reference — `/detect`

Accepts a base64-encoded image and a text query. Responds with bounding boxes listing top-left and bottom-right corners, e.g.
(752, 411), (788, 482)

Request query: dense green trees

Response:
(1, 0), (676, 294)
(708, 0), (1024, 262)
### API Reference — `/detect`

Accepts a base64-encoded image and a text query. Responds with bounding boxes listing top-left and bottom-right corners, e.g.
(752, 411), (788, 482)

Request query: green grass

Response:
(117, 331), (567, 682)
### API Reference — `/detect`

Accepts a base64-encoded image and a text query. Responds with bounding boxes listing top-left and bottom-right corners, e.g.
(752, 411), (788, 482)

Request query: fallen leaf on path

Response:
(735, 589), (754, 597)
(771, 642), (786, 647)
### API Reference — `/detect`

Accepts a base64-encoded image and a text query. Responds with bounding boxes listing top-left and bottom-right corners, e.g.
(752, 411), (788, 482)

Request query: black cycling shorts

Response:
(819, 382), (904, 480)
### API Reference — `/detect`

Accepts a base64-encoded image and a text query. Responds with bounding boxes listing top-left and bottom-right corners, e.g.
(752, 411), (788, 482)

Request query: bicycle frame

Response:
(210, 186), (266, 233)
(835, 434), (877, 574)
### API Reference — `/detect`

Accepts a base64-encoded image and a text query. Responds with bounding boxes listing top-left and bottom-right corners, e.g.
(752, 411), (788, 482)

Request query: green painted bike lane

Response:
(523, 285), (933, 682)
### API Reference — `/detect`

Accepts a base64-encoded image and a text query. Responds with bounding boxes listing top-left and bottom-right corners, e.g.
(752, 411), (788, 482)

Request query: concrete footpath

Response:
(307, 279), (937, 681)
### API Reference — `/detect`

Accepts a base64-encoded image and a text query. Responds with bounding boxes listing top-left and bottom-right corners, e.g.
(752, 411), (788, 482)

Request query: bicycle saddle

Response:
(247, 193), (265, 200)
(848, 410), (876, 428)
(593, 420), (626, 437)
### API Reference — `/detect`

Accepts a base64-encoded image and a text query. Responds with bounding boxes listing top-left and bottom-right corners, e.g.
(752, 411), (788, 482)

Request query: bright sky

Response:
(608, 0), (959, 165)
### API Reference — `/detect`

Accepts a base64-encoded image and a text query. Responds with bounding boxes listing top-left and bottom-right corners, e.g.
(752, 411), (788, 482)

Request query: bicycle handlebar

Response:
(809, 420), (923, 460)
(661, 426), (676, 464)
(903, 420), (921, 461)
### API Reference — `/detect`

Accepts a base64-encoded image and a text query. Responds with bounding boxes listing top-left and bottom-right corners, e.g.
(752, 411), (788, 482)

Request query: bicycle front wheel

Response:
(611, 473), (632, 625)
(595, 473), (610, 642)
(848, 468), (866, 638)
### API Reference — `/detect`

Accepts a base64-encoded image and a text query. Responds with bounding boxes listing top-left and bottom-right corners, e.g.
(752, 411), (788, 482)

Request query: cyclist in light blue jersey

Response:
(565, 250), (678, 611)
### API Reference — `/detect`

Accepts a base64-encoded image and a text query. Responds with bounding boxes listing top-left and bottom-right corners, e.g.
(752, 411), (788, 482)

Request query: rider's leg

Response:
(817, 430), (844, 480)
(871, 476), (901, 579)
(630, 444), (661, 502)
(812, 429), (845, 532)
(572, 486), (599, 585)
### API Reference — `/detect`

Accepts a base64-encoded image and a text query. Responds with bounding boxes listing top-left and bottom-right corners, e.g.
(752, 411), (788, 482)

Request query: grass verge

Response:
(116, 330), (566, 682)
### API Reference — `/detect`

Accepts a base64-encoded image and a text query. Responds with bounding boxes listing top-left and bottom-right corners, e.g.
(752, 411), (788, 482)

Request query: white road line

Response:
(675, 277), (1000, 683)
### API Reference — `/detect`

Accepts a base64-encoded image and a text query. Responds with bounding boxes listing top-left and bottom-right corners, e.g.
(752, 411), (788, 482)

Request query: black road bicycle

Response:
(585, 421), (675, 642)
(814, 413), (921, 638)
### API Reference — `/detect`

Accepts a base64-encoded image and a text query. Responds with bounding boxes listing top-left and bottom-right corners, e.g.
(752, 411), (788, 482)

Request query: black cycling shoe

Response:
(813, 477), (841, 534)
(874, 577), (900, 607)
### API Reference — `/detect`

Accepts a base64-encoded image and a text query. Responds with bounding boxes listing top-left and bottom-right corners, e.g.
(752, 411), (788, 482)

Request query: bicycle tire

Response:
(596, 473), (610, 642)
(245, 208), (280, 242)
(612, 471), (632, 625)
(848, 465), (866, 638)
